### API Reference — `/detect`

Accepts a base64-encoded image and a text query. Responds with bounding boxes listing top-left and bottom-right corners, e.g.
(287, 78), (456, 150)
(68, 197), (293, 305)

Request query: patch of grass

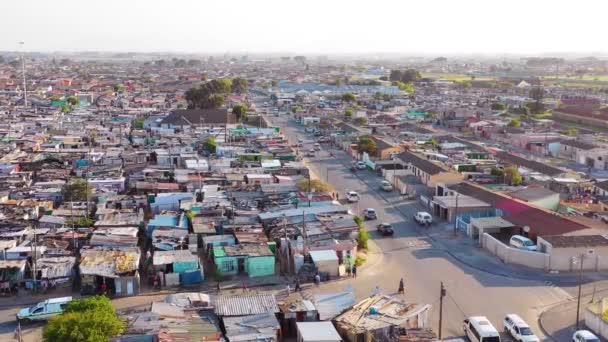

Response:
(421, 73), (495, 82)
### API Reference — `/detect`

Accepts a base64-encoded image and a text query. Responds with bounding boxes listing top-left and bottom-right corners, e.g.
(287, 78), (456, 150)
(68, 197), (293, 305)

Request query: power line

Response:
(446, 291), (468, 319)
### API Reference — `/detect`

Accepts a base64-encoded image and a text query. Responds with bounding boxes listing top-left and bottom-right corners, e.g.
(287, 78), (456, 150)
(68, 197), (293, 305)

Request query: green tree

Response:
(508, 118), (521, 128)
(424, 138), (439, 148)
(341, 93), (356, 102)
(357, 227), (370, 250)
(61, 105), (70, 113)
(62, 179), (91, 202)
(344, 108), (353, 118)
(67, 96), (80, 106)
(291, 105), (303, 113)
(401, 69), (421, 83)
(204, 136), (217, 153)
(66, 217), (94, 227)
(490, 167), (504, 177)
(232, 104), (248, 122)
(231, 78), (248, 94)
(296, 178), (331, 193)
(389, 70), (403, 81)
(44, 296), (124, 342)
(528, 87), (545, 114)
(357, 137), (377, 155)
(504, 166), (523, 185)
(559, 128), (579, 136)
(187, 59), (201, 67)
(134, 118), (145, 130)
(354, 117), (368, 125)
(207, 94), (225, 109)
(491, 102), (506, 110)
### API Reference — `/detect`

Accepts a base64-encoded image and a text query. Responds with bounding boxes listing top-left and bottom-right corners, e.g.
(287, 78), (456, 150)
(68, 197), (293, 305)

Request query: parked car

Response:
(377, 223), (394, 236)
(572, 330), (600, 342)
(503, 314), (539, 342)
(414, 211), (432, 225)
(306, 149), (315, 157)
(347, 191), (359, 202)
(363, 208), (377, 220)
(356, 161), (366, 170)
(297, 139), (304, 147)
(380, 180), (393, 192)
(17, 297), (72, 322)
(509, 235), (537, 251)
(313, 143), (321, 151)
(313, 130), (322, 136)
(317, 136), (330, 143)
(463, 316), (501, 342)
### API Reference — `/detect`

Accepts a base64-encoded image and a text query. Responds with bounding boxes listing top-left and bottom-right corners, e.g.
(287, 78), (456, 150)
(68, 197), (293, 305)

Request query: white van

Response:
(463, 316), (500, 342)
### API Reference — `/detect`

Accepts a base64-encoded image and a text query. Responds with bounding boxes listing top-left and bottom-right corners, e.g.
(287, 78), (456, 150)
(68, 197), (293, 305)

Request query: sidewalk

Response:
(538, 285), (608, 341)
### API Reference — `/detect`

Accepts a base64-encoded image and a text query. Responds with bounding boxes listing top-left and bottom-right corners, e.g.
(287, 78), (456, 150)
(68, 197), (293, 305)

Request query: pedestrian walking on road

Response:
(398, 278), (405, 294)
(352, 265), (357, 278)
(314, 273), (321, 286)
(295, 278), (301, 292)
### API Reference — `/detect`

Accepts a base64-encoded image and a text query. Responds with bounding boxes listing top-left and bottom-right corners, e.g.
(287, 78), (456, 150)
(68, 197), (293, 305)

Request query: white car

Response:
(573, 330), (600, 342)
(347, 191), (359, 203)
(363, 208), (377, 220)
(356, 161), (366, 170)
(414, 211), (432, 225)
(380, 180), (393, 192)
(509, 235), (537, 251)
(503, 314), (539, 342)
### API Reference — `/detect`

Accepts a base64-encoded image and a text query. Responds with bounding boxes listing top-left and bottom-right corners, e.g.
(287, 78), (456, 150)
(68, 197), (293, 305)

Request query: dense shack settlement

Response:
(1, 55), (608, 341)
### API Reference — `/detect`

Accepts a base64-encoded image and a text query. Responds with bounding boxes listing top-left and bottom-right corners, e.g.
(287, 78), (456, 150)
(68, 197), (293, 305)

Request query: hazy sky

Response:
(1, 0), (606, 54)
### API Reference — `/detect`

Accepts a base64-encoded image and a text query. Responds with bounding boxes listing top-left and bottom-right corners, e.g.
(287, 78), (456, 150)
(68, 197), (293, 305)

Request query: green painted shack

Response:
(213, 244), (275, 278)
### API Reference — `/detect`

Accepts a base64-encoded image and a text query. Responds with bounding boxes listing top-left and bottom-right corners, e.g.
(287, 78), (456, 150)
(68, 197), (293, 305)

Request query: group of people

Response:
(345, 264), (357, 278)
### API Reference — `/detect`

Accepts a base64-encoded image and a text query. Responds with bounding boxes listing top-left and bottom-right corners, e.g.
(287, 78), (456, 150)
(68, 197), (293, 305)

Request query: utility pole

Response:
(453, 193), (459, 236)
(576, 253), (585, 329)
(439, 282), (446, 340)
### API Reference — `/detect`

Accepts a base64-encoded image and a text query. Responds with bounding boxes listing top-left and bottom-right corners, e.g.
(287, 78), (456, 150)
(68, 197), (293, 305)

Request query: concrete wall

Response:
(482, 233), (549, 270)
(529, 193), (560, 211)
(585, 299), (608, 340)
(247, 256), (275, 277)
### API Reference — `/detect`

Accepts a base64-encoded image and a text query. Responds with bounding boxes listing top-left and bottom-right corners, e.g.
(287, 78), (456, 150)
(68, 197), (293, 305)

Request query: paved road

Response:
(272, 113), (574, 339)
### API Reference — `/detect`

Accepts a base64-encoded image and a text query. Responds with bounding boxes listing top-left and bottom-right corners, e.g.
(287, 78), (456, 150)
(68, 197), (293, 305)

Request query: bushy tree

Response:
(232, 104), (248, 122)
(67, 96), (80, 106)
(231, 78), (248, 94)
(185, 79), (232, 109)
(491, 102), (506, 110)
(341, 93), (356, 102)
(358, 227), (370, 250)
(43, 296), (124, 342)
(62, 179), (91, 202)
(204, 136), (217, 153)
(344, 108), (353, 118)
(357, 137), (377, 155)
(354, 117), (368, 125)
(504, 166), (523, 185)
(508, 118), (521, 128)
(296, 178), (331, 193)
